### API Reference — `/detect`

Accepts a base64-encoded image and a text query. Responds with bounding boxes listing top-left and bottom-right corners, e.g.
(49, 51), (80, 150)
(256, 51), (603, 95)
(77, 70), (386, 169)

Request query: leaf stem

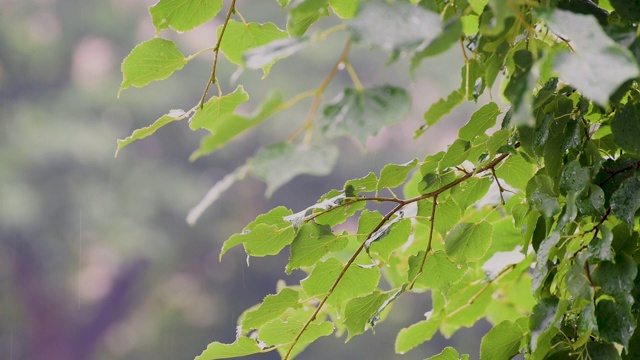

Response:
(344, 60), (364, 91)
(287, 38), (353, 143)
(198, 0), (237, 109)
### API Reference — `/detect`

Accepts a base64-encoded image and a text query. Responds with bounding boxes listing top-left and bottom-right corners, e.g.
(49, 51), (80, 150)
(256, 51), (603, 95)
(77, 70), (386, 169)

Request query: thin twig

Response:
(198, 0), (237, 109)
(287, 38), (353, 143)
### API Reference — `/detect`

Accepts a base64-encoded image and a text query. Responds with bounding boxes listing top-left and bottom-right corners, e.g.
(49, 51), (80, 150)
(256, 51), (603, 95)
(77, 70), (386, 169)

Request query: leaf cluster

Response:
(118, 0), (640, 359)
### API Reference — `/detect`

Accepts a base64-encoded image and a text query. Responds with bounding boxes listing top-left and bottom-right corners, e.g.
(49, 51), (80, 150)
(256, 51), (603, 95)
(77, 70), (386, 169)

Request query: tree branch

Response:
(198, 0), (237, 109)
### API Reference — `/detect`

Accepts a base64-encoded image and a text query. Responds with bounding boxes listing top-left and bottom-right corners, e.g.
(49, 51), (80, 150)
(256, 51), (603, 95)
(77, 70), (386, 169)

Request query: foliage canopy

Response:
(118, 0), (640, 359)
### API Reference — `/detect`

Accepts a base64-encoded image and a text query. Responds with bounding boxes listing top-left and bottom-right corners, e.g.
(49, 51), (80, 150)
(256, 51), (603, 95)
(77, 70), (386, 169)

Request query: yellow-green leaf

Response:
(149, 0), (223, 33)
(119, 38), (186, 95)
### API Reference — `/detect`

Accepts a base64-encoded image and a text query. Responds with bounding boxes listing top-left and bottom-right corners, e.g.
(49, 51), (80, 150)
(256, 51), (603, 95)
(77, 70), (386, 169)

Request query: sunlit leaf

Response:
(330, 0), (357, 18)
(479, 320), (525, 360)
(220, 206), (293, 258)
(258, 318), (334, 358)
(377, 158), (418, 190)
(395, 312), (444, 354)
(344, 290), (394, 340)
(445, 221), (493, 263)
(149, 0), (223, 33)
(116, 109), (185, 155)
(301, 257), (380, 312)
(119, 38), (186, 95)
(287, 0), (329, 36)
(287, 222), (348, 273)
(195, 337), (263, 360)
(242, 288), (300, 330)
(408, 250), (465, 292)
(458, 102), (500, 141)
(189, 86), (249, 131)
(219, 20), (288, 77)
(190, 91), (283, 161)
(418, 90), (465, 136)
(426, 347), (467, 360)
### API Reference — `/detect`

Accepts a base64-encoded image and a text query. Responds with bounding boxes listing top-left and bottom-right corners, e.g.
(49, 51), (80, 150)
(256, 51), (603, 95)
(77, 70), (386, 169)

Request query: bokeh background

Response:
(0, 1), (492, 359)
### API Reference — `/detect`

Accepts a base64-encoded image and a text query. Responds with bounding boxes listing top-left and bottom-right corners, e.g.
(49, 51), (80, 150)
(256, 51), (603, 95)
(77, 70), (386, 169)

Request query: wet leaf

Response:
(320, 86), (411, 147)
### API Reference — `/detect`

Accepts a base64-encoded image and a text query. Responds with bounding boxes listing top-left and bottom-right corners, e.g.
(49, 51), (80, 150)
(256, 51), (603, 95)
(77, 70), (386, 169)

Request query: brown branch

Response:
(198, 0), (237, 109)
(284, 149), (518, 359)
(283, 202), (405, 360)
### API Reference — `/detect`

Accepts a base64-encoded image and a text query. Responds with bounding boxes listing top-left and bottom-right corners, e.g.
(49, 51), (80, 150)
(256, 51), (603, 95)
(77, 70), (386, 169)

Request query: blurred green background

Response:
(0, 1), (491, 359)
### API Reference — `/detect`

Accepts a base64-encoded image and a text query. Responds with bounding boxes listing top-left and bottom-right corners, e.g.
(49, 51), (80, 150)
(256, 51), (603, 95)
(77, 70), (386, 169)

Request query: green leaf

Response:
(377, 158), (418, 190)
(301, 257), (380, 312)
(458, 103), (500, 141)
(116, 109), (185, 155)
(367, 218), (411, 261)
(287, 222), (347, 273)
(495, 154), (534, 192)
(245, 37), (310, 72)
(242, 223), (296, 257)
(258, 318), (333, 358)
(242, 288), (300, 329)
(344, 290), (393, 340)
(395, 313), (444, 354)
(221, 206), (293, 258)
(503, 50), (533, 122)
(119, 38), (186, 95)
(349, 1), (441, 58)
(330, 0), (357, 18)
(149, 0), (223, 33)
(592, 254), (637, 348)
(320, 86), (411, 147)
(587, 225), (614, 262)
(417, 197), (463, 237)
(612, 101), (640, 156)
(480, 320), (525, 360)
(218, 20), (288, 77)
(445, 221), (493, 263)
(250, 142), (339, 197)
(532, 232), (560, 293)
(610, 172), (640, 231)
(408, 250), (466, 292)
(189, 86), (250, 131)
(559, 160), (590, 195)
(566, 254), (595, 302)
(418, 90), (465, 136)
(442, 280), (495, 334)
(190, 91), (283, 160)
(195, 337), (263, 360)
(450, 177), (492, 210)
(287, 0), (329, 36)
(344, 172), (378, 195)
(529, 297), (564, 355)
(419, 171), (457, 194)
(439, 139), (471, 171)
(526, 174), (560, 218)
(544, 10), (640, 105)
(426, 346), (465, 360)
